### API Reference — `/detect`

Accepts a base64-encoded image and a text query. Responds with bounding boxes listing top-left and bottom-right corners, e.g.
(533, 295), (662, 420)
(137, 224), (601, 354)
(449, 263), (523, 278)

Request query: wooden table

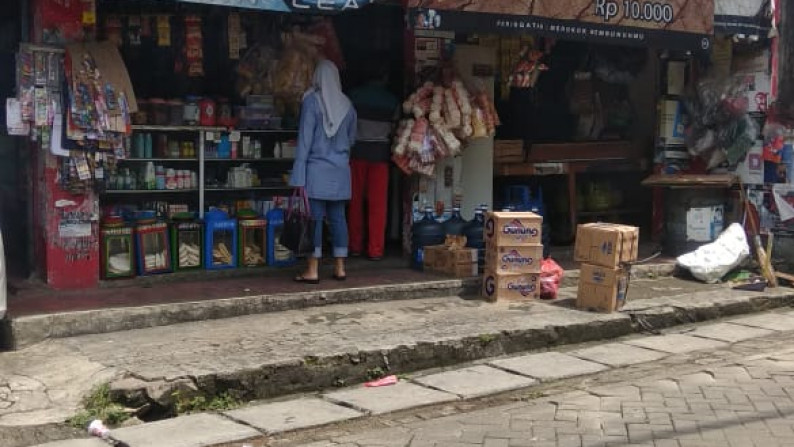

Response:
(495, 140), (647, 239)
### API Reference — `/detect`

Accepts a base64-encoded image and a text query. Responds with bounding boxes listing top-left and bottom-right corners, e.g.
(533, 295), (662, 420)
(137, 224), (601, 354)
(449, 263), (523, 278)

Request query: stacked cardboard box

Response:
(481, 211), (544, 301)
(423, 236), (479, 278)
(574, 223), (640, 312)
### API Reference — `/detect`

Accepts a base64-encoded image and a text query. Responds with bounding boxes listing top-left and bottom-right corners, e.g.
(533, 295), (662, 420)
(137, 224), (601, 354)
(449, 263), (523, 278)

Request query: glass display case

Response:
(101, 226), (135, 279)
(134, 222), (172, 275)
(204, 209), (238, 270)
(238, 219), (267, 267)
(171, 221), (203, 271)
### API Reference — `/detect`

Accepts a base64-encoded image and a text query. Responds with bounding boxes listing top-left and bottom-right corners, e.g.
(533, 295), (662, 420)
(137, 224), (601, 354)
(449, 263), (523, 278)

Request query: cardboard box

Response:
(658, 100), (685, 146)
(482, 270), (540, 301)
(576, 264), (629, 313)
(574, 223), (639, 268)
(449, 262), (479, 278)
(494, 140), (525, 163)
(485, 212), (543, 246)
(422, 245), (445, 270)
(485, 244), (543, 274)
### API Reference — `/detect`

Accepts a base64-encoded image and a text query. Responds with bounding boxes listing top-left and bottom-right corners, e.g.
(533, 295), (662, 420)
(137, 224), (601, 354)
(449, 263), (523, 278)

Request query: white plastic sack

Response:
(676, 223), (750, 283)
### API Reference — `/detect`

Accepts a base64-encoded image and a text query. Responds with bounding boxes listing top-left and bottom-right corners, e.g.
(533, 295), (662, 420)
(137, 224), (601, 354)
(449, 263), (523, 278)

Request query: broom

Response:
(738, 181), (778, 287)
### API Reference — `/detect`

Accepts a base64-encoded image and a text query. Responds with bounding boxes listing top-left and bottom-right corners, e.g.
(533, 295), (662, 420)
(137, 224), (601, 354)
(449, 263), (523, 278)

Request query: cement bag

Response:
(676, 223), (750, 283)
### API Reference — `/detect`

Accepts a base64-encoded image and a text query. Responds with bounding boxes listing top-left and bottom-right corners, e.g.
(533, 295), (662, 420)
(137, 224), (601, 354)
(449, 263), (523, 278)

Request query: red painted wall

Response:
(32, 0), (99, 289)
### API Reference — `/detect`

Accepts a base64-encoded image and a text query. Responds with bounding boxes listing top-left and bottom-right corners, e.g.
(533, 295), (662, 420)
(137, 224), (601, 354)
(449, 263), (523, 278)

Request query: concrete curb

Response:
(107, 287), (794, 408)
(27, 296), (794, 447)
(3, 262), (676, 349)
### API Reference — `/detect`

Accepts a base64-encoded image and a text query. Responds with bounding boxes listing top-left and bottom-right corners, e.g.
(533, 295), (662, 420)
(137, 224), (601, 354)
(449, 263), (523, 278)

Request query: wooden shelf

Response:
(641, 174), (737, 188)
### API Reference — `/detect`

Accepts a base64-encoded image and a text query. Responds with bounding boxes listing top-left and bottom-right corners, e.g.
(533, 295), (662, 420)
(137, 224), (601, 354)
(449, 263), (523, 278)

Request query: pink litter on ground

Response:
(365, 375), (398, 387)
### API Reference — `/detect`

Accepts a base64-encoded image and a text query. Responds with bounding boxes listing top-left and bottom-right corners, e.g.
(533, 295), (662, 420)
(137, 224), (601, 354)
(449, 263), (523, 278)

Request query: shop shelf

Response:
(119, 158), (199, 162)
(203, 158), (294, 162)
(234, 129), (298, 133)
(102, 189), (199, 194)
(576, 208), (646, 217)
(131, 125), (228, 132)
(204, 186), (290, 192)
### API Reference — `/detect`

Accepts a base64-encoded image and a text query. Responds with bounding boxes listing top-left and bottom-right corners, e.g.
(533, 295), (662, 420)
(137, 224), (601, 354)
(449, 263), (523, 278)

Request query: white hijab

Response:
(304, 59), (352, 138)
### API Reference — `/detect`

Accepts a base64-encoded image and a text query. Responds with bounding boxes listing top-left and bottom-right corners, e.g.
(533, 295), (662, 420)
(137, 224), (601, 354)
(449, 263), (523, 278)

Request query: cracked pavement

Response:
(244, 314), (794, 447)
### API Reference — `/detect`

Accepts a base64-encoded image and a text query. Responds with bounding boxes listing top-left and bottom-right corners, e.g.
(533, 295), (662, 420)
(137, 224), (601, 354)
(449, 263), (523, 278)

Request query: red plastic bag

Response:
(540, 258), (564, 300)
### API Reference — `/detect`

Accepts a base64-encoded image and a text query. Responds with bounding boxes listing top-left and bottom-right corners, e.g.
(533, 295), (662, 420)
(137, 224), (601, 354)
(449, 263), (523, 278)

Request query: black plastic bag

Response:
(281, 188), (315, 258)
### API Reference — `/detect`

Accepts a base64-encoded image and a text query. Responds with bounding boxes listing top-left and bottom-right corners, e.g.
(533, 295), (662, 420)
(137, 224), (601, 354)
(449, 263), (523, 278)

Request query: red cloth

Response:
(349, 159), (389, 258)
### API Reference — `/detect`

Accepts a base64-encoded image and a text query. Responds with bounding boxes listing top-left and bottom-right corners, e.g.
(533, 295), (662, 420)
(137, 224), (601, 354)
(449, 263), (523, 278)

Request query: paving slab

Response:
(690, 323), (775, 343)
(490, 352), (609, 381)
(225, 398), (363, 434)
(727, 313), (794, 332)
(622, 334), (728, 354)
(324, 381), (457, 415)
(31, 440), (107, 447)
(111, 413), (259, 447)
(413, 365), (536, 398)
(569, 342), (668, 367)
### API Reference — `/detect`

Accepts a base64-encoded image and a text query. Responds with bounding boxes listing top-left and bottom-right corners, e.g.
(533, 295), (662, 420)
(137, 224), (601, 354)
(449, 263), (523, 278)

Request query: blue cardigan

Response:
(289, 92), (357, 201)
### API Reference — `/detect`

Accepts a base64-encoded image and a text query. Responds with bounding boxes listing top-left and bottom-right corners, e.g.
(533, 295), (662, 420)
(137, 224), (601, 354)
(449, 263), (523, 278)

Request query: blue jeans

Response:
(309, 199), (348, 259)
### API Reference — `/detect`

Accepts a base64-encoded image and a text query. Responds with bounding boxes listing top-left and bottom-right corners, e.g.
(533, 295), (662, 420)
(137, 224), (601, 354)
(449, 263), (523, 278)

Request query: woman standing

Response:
(289, 59), (357, 283)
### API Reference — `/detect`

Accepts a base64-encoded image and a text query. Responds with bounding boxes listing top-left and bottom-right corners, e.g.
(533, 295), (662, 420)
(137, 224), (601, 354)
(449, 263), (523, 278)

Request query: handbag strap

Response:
(287, 187), (311, 218)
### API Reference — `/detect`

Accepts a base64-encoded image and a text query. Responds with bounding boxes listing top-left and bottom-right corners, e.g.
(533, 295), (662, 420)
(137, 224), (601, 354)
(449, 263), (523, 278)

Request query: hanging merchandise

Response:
(156, 15), (171, 47)
(684, 76), (759, 171)
(236, 44), (277, 98)
(308, 18), (345, 70)
(274, 29), (322, 110)
(184, 16), (204, 77)
(392, 70), (499, 177)
(127, 16), (142, 47)
(105, 16), (123, 47)
(228, 13), (242, 60)
(508, 46), (548, 89)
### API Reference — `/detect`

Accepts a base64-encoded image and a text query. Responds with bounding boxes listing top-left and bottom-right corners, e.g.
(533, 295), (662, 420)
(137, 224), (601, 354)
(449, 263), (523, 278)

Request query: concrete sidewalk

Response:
(1, 275), (793, 446)
(28, 307), (794, 447)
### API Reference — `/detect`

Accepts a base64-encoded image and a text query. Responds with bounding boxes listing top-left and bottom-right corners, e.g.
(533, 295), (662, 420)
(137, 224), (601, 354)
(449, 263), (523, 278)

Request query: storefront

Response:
(400, 0), (714, 250)
(11, 0), (407, 289)
(10, 0), (778, 293)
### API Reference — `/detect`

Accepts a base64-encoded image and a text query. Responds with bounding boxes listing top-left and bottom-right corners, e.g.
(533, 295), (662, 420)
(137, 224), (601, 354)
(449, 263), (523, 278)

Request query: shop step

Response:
(2, 262), (675, 350)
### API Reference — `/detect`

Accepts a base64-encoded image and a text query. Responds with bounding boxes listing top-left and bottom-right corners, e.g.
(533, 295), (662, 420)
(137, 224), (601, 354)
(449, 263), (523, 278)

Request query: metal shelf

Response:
(204, 186), (290, 192)
(131, 125), (227, 132)
(102, 189), (199, 194)
(235, 129), (298, 134)
(204, 158), (294, 162)
(119, 158), (198, 162)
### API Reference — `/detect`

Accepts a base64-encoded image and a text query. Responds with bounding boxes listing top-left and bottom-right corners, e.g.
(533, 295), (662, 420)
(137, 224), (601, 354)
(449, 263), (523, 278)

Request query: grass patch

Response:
(68, 383), (130, 429)
(173, 391), (241, 415)
(365, 366), (387, 381)
(478, 334), (496, 345)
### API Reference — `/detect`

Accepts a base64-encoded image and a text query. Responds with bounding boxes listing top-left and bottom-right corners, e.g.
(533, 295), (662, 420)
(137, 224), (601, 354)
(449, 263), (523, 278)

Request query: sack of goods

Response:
(574, 223), (639, 313)
(481, 211), (544, 302)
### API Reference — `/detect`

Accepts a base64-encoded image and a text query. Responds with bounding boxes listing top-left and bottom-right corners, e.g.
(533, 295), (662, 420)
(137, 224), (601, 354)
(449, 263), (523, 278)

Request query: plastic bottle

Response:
(144, 162), (156, 190)
(411, 206), (445, 271)
(156, 165), (165, 190)
(443, 206), (468, 236)
(144, 133), (153, 158)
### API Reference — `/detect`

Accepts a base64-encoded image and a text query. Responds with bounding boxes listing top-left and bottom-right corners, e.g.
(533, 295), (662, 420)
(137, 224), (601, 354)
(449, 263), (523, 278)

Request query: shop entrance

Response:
(0, 0), (30, 281)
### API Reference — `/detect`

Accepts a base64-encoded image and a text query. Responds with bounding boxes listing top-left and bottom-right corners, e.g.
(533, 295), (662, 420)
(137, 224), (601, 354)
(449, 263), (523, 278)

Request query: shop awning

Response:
(176, 0), (378, 13)
(714, 0), (771, 37)
(407, 0), (714, 52)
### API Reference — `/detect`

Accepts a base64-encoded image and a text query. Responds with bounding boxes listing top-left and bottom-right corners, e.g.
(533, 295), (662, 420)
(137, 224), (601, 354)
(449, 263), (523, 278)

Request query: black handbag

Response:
(281, 188), (315, 257)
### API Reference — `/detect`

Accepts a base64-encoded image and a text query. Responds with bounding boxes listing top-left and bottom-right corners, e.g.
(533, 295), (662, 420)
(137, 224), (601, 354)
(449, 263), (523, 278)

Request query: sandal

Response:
(294, 275), (320, 285)
(332, 274), (347, 281)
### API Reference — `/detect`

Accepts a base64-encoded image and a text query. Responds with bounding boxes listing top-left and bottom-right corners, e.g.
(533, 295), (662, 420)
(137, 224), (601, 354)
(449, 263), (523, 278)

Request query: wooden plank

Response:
(526, 140), (639, 162)
(641, 174), (736, 188)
